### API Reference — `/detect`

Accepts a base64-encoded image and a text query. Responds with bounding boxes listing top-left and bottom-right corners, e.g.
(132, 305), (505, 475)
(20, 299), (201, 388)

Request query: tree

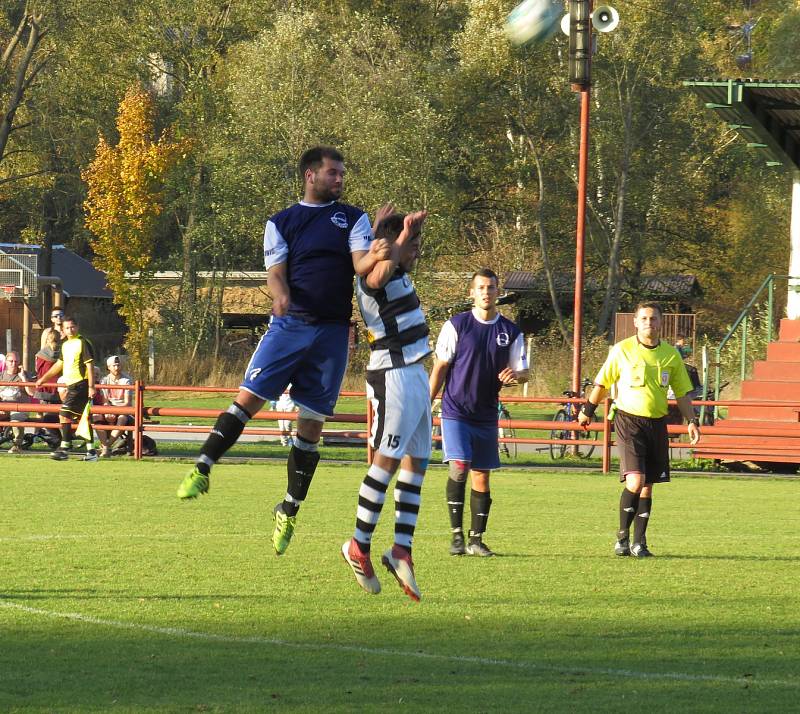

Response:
(83, 86), (184, 374)
(0, 1), (48, 184)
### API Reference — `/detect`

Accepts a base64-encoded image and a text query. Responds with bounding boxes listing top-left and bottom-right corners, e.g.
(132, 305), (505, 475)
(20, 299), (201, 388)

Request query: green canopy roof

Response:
(684, 79), (800, 170)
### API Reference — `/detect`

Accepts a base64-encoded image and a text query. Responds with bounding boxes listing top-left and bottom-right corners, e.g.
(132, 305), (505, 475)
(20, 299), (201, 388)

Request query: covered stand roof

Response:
(684, 79), (800, 170)
(503, 271), (700, 300)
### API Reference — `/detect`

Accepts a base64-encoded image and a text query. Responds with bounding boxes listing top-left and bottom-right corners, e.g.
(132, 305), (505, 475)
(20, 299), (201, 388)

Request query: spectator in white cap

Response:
(96, 355), (134, 457)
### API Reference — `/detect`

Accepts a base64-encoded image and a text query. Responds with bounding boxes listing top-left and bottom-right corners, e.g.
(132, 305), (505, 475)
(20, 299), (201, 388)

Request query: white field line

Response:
(1, 599), (797, 689)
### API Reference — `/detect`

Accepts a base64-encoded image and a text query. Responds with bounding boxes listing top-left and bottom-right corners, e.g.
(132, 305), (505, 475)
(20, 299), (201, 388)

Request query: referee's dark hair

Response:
(298, 146), (344, 178)
(374, 213), (406, 242)
(634, 301), (663, 317)
(471, 268), (499, 286)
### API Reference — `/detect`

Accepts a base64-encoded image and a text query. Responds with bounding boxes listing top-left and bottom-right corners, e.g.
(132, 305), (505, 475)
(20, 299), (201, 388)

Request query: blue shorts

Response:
(441, 418), (500, 471)
(241, 315), (349, 417)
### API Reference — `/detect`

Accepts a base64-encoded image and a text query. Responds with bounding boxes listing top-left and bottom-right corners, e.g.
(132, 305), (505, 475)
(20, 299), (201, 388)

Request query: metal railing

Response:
(708, 273), (800, 422)
(3, 382), (799, 472)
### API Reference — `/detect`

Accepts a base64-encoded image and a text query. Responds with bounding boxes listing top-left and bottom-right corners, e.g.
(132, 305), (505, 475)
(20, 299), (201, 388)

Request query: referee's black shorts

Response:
(614, 409), (670, 484)
(60, 379), (89, 420)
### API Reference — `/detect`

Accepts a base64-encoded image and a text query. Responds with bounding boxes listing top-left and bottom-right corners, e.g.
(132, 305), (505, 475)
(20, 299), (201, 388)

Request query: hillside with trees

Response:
(2, 0), (798, 375)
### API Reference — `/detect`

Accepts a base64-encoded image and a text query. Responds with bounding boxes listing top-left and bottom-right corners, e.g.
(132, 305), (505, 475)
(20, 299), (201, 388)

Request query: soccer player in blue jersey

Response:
(176, 146), (391, 556)
(429, 269), (529, 557)
(341, 210), (430, 601)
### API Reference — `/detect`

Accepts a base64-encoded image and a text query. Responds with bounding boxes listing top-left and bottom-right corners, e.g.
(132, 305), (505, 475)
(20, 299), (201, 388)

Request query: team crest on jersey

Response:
(496, 332), (510, 347)
(330, 212), (348, 229)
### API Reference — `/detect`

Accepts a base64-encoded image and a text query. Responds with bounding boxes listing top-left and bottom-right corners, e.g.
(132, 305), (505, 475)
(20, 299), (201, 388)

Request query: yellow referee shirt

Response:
(61, 334), (94, 386)
(594, 337), (693, 418)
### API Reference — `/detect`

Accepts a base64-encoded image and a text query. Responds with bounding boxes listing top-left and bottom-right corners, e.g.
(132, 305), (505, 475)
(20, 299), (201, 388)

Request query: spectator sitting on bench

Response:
(1, 351), (35, 454)
(96, 355), (133, 458)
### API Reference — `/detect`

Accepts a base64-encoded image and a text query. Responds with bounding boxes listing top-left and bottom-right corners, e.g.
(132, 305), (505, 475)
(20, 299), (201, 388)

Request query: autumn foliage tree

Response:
(83, 86), (183, 374)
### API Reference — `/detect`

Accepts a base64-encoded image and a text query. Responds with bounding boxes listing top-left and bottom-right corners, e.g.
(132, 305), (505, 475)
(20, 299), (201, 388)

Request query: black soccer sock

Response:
(469, 490), (492, 542)
(619, 488), (640, 536)
(633, 497), (652, 545)
(446, 477), (467, 533)
(282, 437), (320, 516)
(59, 423), (72, 449)
(197, 402), (252, 474)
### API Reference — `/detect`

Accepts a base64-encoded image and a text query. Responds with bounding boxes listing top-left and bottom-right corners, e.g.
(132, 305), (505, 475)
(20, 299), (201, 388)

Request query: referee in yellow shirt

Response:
(578, 303), (700, 557)
(36, 315), (98, 461)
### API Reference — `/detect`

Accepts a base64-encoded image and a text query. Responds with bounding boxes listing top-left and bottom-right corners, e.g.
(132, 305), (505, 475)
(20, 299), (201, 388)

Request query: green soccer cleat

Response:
(177, 467), (209, 500)
(272, 503), (297, 556)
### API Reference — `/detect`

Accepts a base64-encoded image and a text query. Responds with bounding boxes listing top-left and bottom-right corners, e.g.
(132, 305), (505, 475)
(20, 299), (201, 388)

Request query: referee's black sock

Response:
(59, 422), (72, 450)
(633, 497), (652, 545)
(282, 436), (320, 516)
(619, 488), (640, 537)
(197, 402), (252, 474)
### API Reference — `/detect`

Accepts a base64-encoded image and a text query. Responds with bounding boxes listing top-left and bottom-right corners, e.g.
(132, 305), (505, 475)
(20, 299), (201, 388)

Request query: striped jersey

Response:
(356, 269), (431, 371)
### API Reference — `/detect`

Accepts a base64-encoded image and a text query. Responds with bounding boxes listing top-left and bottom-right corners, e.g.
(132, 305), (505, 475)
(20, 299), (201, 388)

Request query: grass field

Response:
(2, 458), (798, 712)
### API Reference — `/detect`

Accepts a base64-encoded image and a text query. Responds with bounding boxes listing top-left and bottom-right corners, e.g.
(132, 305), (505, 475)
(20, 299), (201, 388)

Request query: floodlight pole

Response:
(570, 0), (593, 395)
(572, 84), (590, 395)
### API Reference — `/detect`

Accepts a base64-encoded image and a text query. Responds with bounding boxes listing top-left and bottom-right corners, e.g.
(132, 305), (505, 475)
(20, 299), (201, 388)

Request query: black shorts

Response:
(614, 410), (670, 484)
(60, 380), (89, 420)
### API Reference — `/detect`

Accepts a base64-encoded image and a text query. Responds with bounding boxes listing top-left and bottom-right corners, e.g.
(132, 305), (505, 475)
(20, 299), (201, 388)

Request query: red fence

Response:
(2, 380), (799, 472)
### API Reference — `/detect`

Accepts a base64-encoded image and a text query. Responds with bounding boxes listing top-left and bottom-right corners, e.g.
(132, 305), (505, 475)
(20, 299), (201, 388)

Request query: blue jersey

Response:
(437, 310), (525, 425)
(264, 201), (372, 323)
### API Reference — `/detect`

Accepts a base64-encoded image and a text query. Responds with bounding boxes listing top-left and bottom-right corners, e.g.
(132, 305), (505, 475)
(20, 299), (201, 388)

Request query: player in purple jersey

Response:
(429, 269), (529, 557)
(176, 146), (391, 557)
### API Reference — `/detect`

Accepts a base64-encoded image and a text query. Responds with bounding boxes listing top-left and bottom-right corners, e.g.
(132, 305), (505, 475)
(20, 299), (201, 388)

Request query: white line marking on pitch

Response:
(1, 599), (796, 688)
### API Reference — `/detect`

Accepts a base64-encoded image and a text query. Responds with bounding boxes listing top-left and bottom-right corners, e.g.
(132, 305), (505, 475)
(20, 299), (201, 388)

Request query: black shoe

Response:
(630, 542), (653, 558)
(466, 539), (495, 557)
(50, 448), (68, 461)
(450, 532), (466, 556)
(614, 533), (631, 556)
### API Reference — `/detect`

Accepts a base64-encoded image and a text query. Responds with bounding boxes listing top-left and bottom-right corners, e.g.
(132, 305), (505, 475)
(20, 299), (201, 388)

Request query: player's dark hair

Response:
(298, 146), (344, 179)
(374, 213), (406, 242)
(471, 268), (498, 286)
(635, 301), (663, 317)
(62, 315), (78, 325)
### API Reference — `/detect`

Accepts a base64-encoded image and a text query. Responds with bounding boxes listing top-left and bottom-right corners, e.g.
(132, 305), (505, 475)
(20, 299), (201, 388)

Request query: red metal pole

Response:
(602, 397), (611, 473)
(134, 380), (143, 460)
(572, 84), (591, 395)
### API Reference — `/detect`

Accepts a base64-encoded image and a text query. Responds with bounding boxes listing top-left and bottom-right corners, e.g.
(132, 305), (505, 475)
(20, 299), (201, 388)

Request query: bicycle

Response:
(550, 378), (597, 459)
(498, 401), (517, 460)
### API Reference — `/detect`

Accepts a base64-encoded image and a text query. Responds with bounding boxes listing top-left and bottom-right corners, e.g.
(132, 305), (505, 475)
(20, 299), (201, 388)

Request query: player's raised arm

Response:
(363, 210), (428, 291)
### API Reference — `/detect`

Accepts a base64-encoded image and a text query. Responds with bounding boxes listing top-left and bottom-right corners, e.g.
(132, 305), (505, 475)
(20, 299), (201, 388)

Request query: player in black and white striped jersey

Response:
(341, 209), (431, 602)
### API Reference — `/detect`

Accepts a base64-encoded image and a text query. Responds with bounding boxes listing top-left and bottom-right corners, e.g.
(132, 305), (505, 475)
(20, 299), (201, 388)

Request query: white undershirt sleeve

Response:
(509, 334), (528, 371)
(435, 320), (458, 363)
(348, 212), (373, 252)
(263, 220), (288, 269)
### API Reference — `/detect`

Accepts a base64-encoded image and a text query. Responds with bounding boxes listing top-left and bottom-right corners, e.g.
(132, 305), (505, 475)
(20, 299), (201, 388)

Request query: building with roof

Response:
(502, 270), (701, 339)
(0, 244), (124, 370)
